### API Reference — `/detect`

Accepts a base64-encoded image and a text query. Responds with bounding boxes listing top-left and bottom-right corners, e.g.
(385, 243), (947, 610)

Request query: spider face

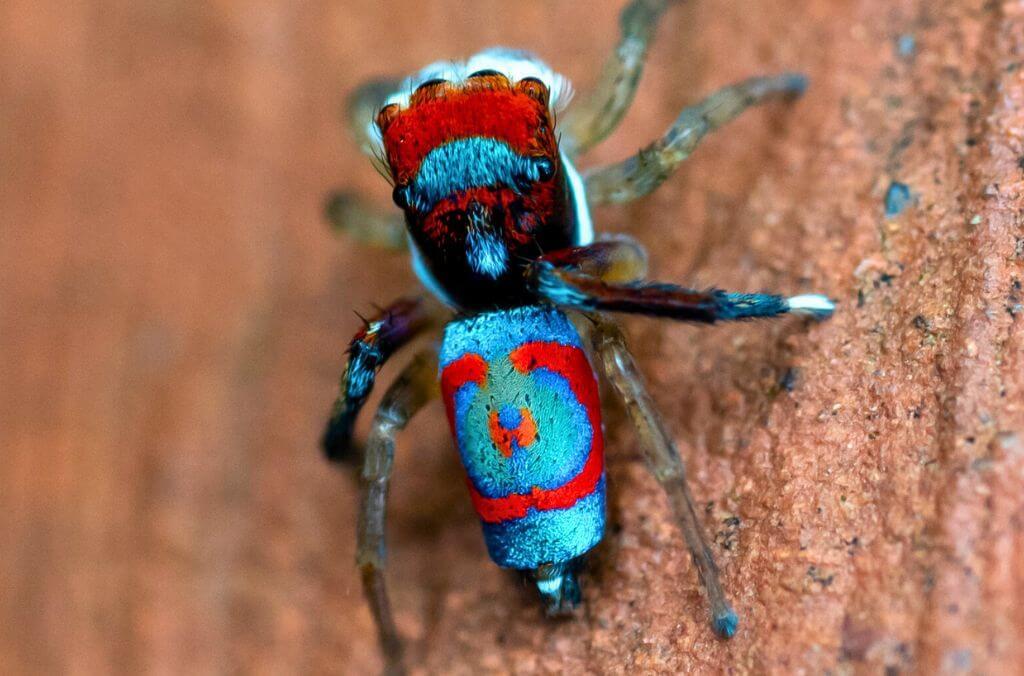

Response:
(374, 54), (589, 309)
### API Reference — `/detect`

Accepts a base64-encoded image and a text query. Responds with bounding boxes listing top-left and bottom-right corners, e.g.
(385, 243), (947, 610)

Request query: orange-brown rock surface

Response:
(3, 1), (1023, 673)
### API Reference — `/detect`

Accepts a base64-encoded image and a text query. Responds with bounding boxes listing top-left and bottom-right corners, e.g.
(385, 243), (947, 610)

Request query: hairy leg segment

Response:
(561, 0), (678, 156)
(585, 73), (808, 205)
(537, 234), (649, 283)
(324, 191), (407, 250)
(588, 317), (738, 636)
(347, 77), (403, 155)
(357, 350), (438, 674)
(321, 297), (439, 463)
(326, 76), (409, 250)
(529, 243), (835, 323)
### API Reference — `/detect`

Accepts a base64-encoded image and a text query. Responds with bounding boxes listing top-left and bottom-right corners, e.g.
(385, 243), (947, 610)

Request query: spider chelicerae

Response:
(321, 1), (834, 671)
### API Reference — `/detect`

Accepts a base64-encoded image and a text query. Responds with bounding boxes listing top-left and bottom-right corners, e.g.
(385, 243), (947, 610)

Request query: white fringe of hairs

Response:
(365, 48), (573, 155)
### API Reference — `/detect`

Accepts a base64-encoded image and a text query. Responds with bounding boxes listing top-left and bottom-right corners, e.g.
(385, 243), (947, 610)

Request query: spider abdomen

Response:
(439, 305), (606, 569)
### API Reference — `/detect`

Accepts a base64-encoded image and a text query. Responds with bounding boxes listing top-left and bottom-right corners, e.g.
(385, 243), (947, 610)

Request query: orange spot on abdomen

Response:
(488, 407), (538, 458)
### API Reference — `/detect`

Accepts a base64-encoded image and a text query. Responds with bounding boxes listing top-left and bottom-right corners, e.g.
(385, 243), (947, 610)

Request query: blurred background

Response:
(3, 1), (1023, 674)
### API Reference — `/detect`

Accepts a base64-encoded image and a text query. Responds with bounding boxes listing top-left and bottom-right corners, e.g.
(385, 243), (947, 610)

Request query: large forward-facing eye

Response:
(533, 157), (555, 182)
(515, 77), (549, 106)
(514, 156), (556, 192)
(392, 185), (412, 210)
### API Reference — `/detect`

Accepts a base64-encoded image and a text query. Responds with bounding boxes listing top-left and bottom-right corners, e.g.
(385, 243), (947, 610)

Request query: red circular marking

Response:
(462, 342), (604, 524)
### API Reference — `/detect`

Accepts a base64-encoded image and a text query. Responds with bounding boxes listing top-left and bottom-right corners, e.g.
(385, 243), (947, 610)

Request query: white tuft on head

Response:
(786, 294), (836, 319)
(366, 47), (572, 154)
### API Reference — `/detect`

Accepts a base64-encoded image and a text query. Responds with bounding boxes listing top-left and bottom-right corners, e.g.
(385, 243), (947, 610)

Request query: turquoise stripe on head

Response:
(409, 137), (543, 212)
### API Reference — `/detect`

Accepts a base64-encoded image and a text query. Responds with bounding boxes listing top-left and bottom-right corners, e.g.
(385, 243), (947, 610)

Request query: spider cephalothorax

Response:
(323, 4), (836, 673)
(374, 50), (591, 309)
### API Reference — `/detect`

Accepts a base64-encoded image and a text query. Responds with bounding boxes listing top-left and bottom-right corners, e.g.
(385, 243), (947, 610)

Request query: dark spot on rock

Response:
(885, 181), (913, 218)
(896, 34), (916, 58)
(779, 367), (800, 392)
(808, 565), (835, 587)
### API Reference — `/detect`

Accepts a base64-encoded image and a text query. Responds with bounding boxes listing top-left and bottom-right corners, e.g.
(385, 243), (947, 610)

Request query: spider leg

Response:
(324, 191), (407, 250)
(561, 0), (678, 156)
(322, 296), (441, 464)
(540, 234), (649, 283)
(357, 349), (438, 674)
(326, 76), (408, 250)
(347, 76), (402, 155)
(588, 317), (738, 637)
(584, 74), (808, 205)
(529, 249), (835, 323)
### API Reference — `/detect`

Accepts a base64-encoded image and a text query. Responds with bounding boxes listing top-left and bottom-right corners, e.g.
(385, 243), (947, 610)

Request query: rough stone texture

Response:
(3, 1), (1023, 674)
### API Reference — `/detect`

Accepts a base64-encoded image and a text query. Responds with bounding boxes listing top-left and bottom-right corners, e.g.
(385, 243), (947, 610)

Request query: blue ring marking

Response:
(451, 359), (592, 498)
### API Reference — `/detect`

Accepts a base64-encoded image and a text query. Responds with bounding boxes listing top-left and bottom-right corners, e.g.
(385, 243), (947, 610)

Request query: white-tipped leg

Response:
(785, 294), (836, 319)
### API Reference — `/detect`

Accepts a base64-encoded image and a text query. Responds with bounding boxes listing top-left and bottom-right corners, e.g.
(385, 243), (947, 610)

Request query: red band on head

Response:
(382, 89), (555, 182)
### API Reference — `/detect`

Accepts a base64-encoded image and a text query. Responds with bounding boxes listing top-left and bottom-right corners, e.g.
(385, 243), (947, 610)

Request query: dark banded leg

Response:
(584, 74), (808, 205)
(588, 317), (737, 637)
(325, 191), (407, 250)
(529, 254), (835, 323)
(321, 297), (438, 464)
(561, 0), (677, 156)
(357, 350), (438, 675)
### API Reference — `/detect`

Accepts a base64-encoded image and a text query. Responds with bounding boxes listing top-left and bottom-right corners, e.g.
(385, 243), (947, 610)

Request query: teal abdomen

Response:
(439, 305), (606, 569)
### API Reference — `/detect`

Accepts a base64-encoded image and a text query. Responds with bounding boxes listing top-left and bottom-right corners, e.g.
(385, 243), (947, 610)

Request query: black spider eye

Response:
(441, 210), (466, 229)
(392, 185), (411, 210)
(468, 69), (502, 78)
(534, 157), (555, 181)
(415, 78), (446, 93)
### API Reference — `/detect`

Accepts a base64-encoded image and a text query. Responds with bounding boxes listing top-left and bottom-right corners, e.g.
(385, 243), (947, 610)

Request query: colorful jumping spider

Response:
(322, 1), (834, 670)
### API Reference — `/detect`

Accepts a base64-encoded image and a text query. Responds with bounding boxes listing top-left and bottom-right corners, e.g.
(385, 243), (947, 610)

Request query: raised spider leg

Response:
(325, 76), (408, 250)
(561, 0), (678, 157)
(529, 247), (836, 322)
(585, 73), (808, 205)
(588, 317), (738, 637)
(348, 77), (402, 155)
(322, 296), (440, 464)
(357, 349), (438, 675)
(539, 233), (649, 283)
(324, 191), (407, 250)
